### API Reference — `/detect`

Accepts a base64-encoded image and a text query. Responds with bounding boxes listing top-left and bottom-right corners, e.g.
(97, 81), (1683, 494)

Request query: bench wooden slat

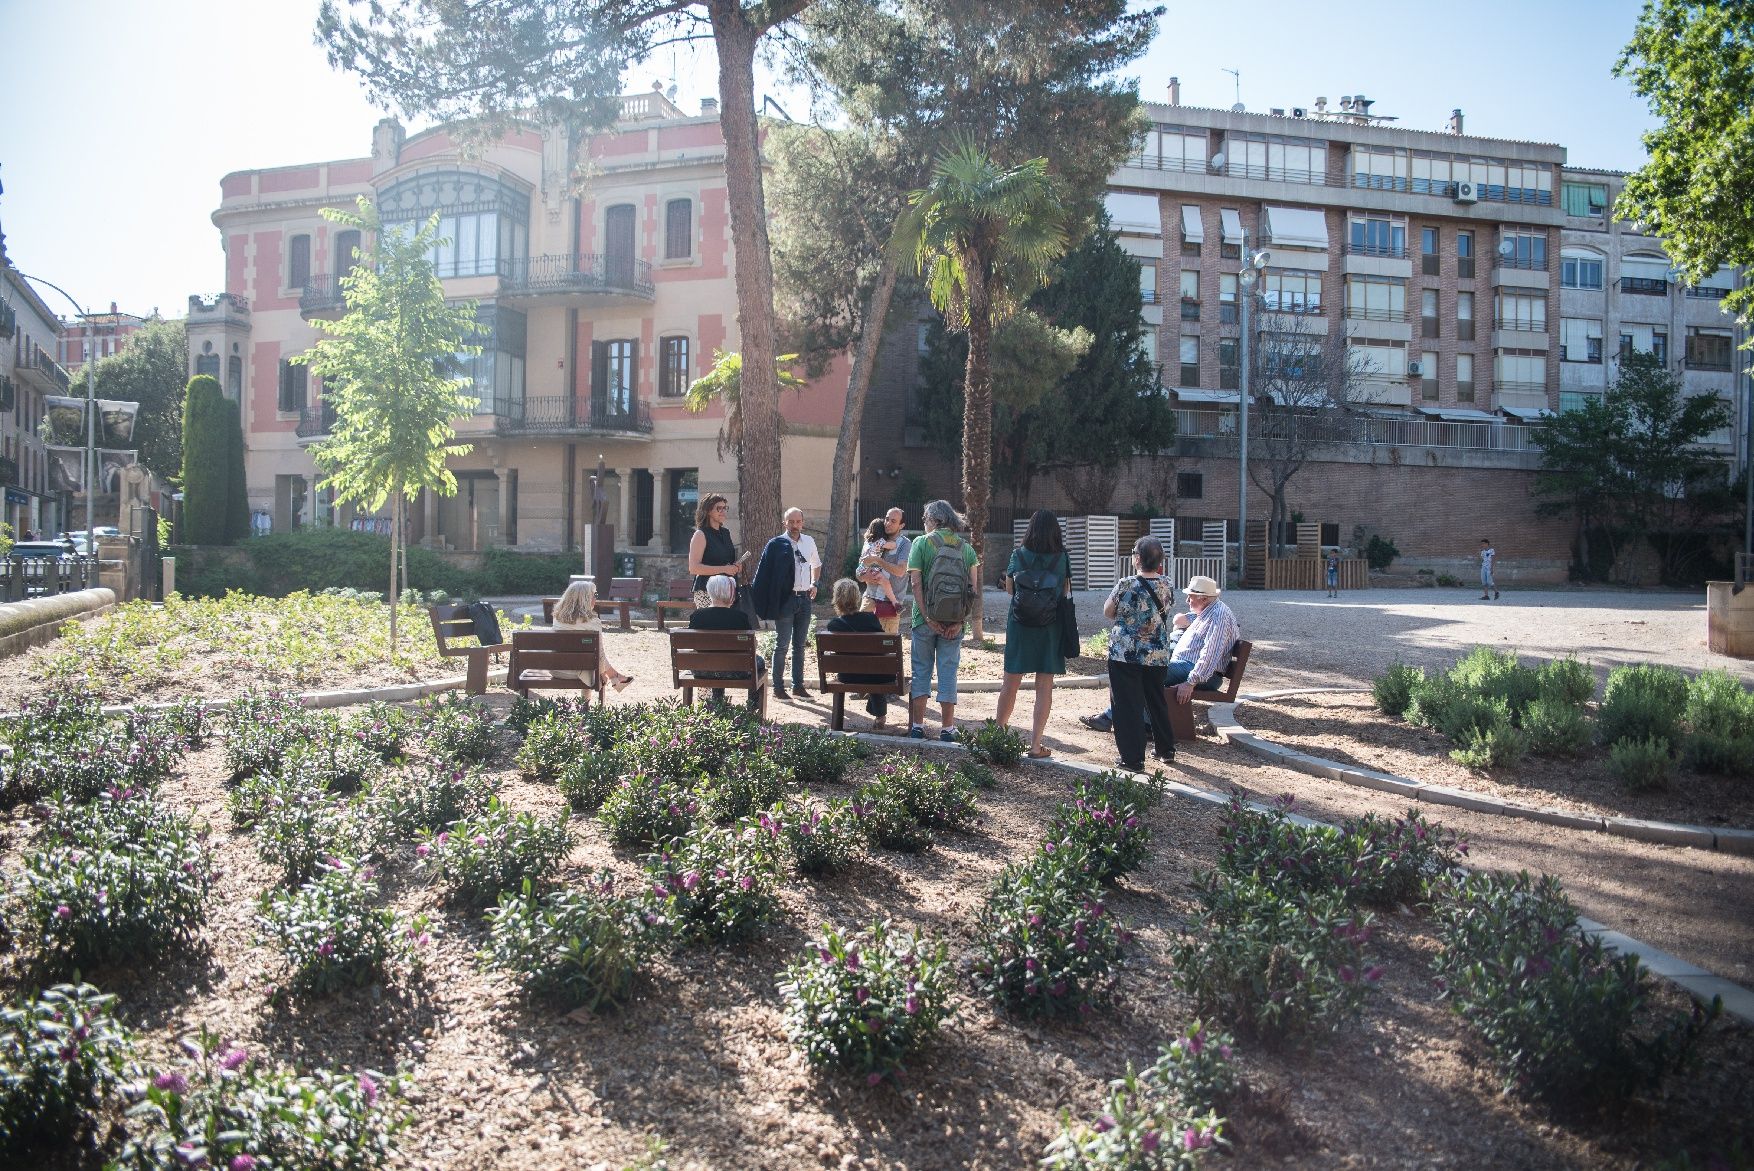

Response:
(428, 604), (510, 695)
(506, 629), (605, 704)
(668, 629), (767, 718)
(1166, 638), (1252, 741)
(815, 631), (907, 730)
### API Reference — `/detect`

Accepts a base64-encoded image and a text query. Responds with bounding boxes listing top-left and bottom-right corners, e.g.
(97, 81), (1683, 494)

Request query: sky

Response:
(0, 0), (1658, 325)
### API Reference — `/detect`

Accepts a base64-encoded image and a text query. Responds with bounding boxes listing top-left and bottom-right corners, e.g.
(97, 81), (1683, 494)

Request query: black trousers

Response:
(1107, 660), (1174, 766)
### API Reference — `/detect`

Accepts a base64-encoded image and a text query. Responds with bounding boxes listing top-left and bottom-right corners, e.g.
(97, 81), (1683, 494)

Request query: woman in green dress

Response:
(996, 509), (1072, 759)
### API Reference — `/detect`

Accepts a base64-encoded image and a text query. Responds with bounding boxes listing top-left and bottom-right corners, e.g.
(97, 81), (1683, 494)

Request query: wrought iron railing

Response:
(1495, 253), (1547, 271)
(31, 350), (71, 392)
(498, 253), (655, 299)
(1343, 241), (1408, 259)
(495, 397), (654, 435)
(296, 403), (338, 439)
(1621, 276), (1669, 296)
(1167, 406), (1541, 454)
(299, 275), (346, 314)
(2, 554), (98, 601)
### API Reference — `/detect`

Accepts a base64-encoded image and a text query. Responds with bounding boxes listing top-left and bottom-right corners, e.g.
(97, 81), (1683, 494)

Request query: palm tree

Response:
(894, 141), (1069, 637)
(684, 349), (805, 521)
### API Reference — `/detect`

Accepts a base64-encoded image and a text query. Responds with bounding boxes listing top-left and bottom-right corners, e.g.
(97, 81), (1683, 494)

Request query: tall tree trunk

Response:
(389, 478), (402, 656)
(825, 249), (903, 581)
(962, 268), (994, 642)
(708, 0), (783, 546)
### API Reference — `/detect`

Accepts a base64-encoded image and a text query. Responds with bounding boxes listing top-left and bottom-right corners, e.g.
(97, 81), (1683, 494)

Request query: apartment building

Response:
(1, 261), (68, 536)
(193, 88), (844, 554)
(861, 84), (1747, 582)
(58, 303), (151, 371)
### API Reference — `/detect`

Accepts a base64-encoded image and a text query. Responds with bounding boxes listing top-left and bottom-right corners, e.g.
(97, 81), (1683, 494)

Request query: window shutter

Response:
(590, 341), (608, 409)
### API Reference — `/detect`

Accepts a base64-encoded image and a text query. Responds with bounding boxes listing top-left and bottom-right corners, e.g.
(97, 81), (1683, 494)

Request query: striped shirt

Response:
(1171, 598), (1240, 685)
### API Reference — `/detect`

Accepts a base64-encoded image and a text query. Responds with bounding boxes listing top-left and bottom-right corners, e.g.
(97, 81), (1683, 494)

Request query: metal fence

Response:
(2, 554), (99, 601)
(1169, 408), (1540, 454)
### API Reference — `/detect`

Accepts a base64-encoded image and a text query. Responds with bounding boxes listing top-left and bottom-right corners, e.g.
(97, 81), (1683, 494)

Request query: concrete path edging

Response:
(1213, 688), (1754, 857)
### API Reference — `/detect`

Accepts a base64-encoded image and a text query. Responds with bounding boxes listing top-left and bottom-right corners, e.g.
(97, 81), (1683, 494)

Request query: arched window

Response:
(377, 169), (531, 278)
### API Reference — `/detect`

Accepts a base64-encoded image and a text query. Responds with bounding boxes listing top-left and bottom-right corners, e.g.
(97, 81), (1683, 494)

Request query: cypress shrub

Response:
(222, 395), (251, 541)
(179, 375), (229, 545)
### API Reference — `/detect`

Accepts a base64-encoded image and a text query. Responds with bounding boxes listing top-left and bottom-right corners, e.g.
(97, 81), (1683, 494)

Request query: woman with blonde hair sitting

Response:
(550, 578), (634, 692)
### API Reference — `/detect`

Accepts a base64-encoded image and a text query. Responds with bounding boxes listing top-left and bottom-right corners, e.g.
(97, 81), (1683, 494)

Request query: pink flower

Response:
(54, 904), (72, 919)
(1141, 1130), (1160, 1153)
(1093, 1114), (1116, 1134)
(1183, 1126), (1214, 1151)
(1363, 965), (1384, 984)
(1187, 1030), (1204, 1055)
(230, 1156), (257, 1170)
(219, 1047), (249, 1071)
(415, 844), (431, 858)
(845, 950), (861, 972)
(1338, 965), (1357, 984)
(358, 1073), (379, 1104)
(866, 1072), (884, 1087)
(904, 996), (920, 1016)
(738, 876), (753, 891)
(682, 871), (700, 891)
(153, 1071), (189, 1094)
(854, 987), (870, 1004)
(1219, 1043), (1233, 1060)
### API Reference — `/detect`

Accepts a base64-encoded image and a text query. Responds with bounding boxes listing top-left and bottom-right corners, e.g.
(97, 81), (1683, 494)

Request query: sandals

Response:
(1026, 747), (1053, 760)
(612, 675), (635, 693)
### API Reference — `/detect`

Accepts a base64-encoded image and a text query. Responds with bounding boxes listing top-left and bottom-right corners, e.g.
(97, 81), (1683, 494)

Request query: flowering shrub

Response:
(0, 983), (134, 1156)
(1216, 797), (1463, 909)
(956, 757), (998, 791)
(1, 692), (183, 807)
(368, 762), (498, 837)
(622, 701), (765, 785)
(221, 691), (319, 780)
(507, 693), (585, 734)
(762, 799), (866, 875)
(1169, 869), (1377, 1040)
(598, 773), (699, 846)
(858, 755), (977, 847)
(513, 710), (593, 781)
(1046, 776), (1153, 884)
(1429, 869), (1716, 1101)
(341, 701), (411, 762)
(254, 787), (374, 888)
(415, 692), (499, 764)
(1041, 1063), (1225, 1170)
(554, 748), (628, 812)
(417, 799), (571, 906)
(1146, 1022), (1238, 1113)
(854, 782), (935, 853)
(957, 720), (1026, 767)
(777, 920), (954, 1083)
(257, 860), (423, 995)
(278, 732), (385, 795)
(482, 877), (660, 1011)
(699, 754), (788, 823)
(970, 844), (1130, 1019)
(772, 725), (865, 785)
(19, 790), (212, 972)
(137, 696), (214, 750)
(113, 1030), (410, 1171)
(640, 819), (783, 943)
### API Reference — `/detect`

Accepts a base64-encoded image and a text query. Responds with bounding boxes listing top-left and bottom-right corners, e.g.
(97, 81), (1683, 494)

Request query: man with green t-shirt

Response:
(906, 498), (980, 741)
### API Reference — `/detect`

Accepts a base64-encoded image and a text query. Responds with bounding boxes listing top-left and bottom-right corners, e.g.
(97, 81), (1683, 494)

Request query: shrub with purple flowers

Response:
(1216, 796), (1464, 910)
(554, 748), (628, 812)
(417, 798), (571, 906)
(0, 982), (134, 1156)
(221, 691), (321, 780)
(1169, 869), (1378, 1041)
(598, 772), (699, 846)
(367, 761), (498, 837)
(341, 701), (411, 761)
(113, 1029), (409, 1171)
(1041, 1061), (1225, 1171)
(956, 757), (998, 791)
(1145, 1022), (1238, 1113)
(256, 860), (423, 995)
(699, 754), (788, 823)
(855, 755), (977, 852)
(482, 876), (660, 1011)
(278, 731), (386, 795)
(640, 819), (783, 943)
(18, 789), (212, 972)
(415, 692), (500, 764)
(777, 920), (954, 1083)
(762, 798), (866, 875)
(1, 692), (183, 807)
(134, 696), (214, 751)
(771, 725), (866, 785)
(506, 693), (588, 734)
(254, 786), (374, 888)
(1429, 869), (1717, 1102)
(513, 710), (594, 781)
(1046, 776), (1153, 884)
(970, 844), (1131, 1019)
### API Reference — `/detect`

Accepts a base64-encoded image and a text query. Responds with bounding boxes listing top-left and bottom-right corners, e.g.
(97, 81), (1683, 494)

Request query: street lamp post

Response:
(17, 273), (99, 566)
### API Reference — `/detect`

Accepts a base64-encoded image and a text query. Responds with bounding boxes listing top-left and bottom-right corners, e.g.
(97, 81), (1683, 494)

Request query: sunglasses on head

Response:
(795, 549), (808, 563)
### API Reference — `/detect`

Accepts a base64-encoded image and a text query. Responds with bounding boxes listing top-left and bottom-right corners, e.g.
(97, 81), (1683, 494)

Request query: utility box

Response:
(1706, 582), (1754, 658)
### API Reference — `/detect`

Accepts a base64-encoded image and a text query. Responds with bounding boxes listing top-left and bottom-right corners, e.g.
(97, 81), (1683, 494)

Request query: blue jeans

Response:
(772, 593), (812, 688)
(910, 623), (963, 704)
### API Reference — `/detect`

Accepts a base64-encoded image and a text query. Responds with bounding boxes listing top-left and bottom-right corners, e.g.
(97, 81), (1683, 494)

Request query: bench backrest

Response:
(669, 629), (761, 686)
(1208, 639), (1252, 702)
(506, 629), (602, 689)
(429, 603), (498, 655)
(815, 631), (905, 690)
(666, 576), (694, 601)
(606, 576), (644, 602)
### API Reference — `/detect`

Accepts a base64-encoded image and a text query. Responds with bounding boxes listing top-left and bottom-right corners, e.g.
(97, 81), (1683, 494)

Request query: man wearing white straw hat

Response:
(1165, 575), (1240, 707)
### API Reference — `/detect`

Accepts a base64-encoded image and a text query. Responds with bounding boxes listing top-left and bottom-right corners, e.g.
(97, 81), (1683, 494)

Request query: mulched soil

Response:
(1238, 691), (1754, 829)
(4, 700), (1752, 1171)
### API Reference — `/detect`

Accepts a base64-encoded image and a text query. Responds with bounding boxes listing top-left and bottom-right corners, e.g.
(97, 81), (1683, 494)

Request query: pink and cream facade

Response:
(191, 92), (843, 552)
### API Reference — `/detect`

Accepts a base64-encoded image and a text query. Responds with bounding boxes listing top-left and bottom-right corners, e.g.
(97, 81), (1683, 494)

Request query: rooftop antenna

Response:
(1222, 68), (1242, 111)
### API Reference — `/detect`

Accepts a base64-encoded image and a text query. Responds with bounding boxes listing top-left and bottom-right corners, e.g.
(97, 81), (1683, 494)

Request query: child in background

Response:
(1325, 547), (1341, 598)
(859, 517), (901, 614)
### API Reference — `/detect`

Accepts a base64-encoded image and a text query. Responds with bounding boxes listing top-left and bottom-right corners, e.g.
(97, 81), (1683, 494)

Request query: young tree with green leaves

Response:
(683, 348), (805, 496)
(317, 0), (810, 547)
(82, 317), (187, 478)
(895, 142), (1069, 637)
(1533, 351), (1734, 584)
(179, 375), (231, 546)
(292, 198), (482, 652)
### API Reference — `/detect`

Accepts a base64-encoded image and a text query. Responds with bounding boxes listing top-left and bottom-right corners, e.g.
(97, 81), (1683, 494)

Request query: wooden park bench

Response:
(654, 577), (696, 631)
(539, 576), (643, 631)
(815, 631), (907, 731)
(428, 604), (510, 696)
(1165, 638), (1253, 742)
(504, 628), (606, 705)
(669, 629), (768, 718)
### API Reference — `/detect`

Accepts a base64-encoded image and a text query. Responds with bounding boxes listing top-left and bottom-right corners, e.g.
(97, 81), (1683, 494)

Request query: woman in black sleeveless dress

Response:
(687, 492), (740, 608)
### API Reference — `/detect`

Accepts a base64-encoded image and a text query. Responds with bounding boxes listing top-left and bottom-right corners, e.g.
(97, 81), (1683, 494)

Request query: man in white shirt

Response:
(772, 507), (821, 700)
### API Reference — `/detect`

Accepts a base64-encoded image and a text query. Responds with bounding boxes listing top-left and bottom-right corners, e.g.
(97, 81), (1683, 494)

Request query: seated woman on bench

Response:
(550, 578), (635, 692)
(688, 573), (765, 706)
(824, 577), (896, 728)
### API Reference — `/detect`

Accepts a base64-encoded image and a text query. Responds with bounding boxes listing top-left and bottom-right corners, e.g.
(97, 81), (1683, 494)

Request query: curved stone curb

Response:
(74, 671), (503, 720)
(1213, 688), (1752, 856)
(833, 722), (1754, 1024)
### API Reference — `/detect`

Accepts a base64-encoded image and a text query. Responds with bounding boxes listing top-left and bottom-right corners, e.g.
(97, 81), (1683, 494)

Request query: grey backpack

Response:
(923, 532), (975, 624)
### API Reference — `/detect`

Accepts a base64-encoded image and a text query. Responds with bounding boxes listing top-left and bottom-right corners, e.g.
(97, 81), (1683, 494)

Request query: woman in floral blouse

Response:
(1102, 535), (1177, 771)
